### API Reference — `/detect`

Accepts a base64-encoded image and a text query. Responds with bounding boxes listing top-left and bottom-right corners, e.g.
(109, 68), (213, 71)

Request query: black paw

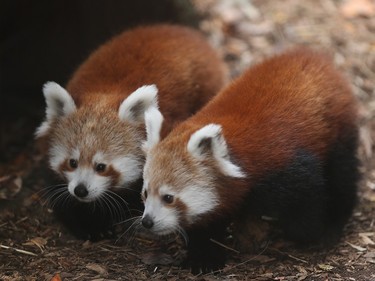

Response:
(183, 245), (226, 274)
(183, 224), (229, 274)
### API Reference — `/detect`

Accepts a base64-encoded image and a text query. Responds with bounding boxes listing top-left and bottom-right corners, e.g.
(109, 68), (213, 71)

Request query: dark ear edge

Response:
(35, 81), (76, 138)
(118, 84), (158, 123)
(187, 124), (246, 178)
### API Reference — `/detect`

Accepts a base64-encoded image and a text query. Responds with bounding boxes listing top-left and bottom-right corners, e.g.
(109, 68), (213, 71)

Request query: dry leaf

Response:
(86, 263), (108, 276)
(294, 265), (308, 274)
(141, 252), (174, 265)
(23, 237), (47, 253)
(318, 263), (334, 271)
(359, 233), (375, 245)
(364, 193), (375, 202)
(82, 240), (91, 248)
(364, 251), (375, 264)
(259, 273), (274, 279)
(340, 0), (375, 18)
(366, 181), (375, 191)
(346, 242), (367, 252)
(50, 273), (62, 281)
(294, 265), (309, 281)
(0, 175), (22, 199)
(360, 126), (373, 160)
(364, 251), (375, 258)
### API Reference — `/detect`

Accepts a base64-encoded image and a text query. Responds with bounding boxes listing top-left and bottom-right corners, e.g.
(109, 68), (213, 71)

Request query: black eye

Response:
(162, 194), (174, 204)
(95, 163), (106, 172)
(69, 159), (78, 169)
(143, 190), (148, 200)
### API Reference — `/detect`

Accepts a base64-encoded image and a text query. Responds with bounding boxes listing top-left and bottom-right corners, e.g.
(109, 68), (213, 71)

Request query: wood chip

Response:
(359, 233), (375, 245)
(346, 242), (367, 252)
(318, 264), (334, 271)
(23, 237), (48, 252)
(86, 263), (108, 276)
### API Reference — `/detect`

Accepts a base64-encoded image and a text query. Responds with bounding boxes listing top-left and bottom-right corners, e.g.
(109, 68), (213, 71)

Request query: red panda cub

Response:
(35, 24), (227, 240)
(141, 47), (359, 272)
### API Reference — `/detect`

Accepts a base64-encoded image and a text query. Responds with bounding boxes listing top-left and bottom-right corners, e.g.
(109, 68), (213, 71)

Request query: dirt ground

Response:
(1, 0), (375, 280)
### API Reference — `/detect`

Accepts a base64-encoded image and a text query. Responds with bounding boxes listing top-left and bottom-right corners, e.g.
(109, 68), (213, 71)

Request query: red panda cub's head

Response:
(36, 82), (159, 202)
(141, 106), (246, 235)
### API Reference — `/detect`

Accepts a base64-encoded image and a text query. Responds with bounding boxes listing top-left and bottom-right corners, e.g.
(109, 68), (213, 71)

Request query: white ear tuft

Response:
(187, 124), (246, 178)
(142, 106), (164, 152)
(119, 84), (158, 123)
(35, 81), (76, 138)
(187, 124), (222, 157)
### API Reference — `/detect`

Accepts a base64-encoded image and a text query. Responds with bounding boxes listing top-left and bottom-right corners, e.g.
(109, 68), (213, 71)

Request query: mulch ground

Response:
(1, 0), (375, 280)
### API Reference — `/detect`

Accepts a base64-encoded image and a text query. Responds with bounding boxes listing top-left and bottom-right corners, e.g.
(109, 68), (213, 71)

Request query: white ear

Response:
(119, 84), (158, 123)
(35, 81), (76, 138)
(142, 106), (164, 152)
(187, 124), (246, 178)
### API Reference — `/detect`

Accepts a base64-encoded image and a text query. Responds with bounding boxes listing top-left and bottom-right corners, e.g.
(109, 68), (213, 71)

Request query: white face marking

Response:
(142, 185), (179, 235)
(66, 167), (111, 202)
(65, 153), (142, 201)
(71, 148), (80, 161)
(112, 155), (143, 186)
(49, 146), (80, 173)
(142, 177), (219, 235)
(179, 184), (219, 222)
(49, 144), (68, 172)
(93, 151), (105, 164)
(50, 145), (143, 201)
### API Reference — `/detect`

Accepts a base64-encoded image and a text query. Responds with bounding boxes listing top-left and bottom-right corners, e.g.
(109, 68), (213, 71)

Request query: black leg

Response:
(183, 223), (228, 274)
(323, 132), (359, 243)
(245, 140), (359, 245)
(246, 150), (331, 243)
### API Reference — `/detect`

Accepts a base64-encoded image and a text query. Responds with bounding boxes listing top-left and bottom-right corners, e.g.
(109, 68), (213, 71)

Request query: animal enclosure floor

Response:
(1, 0), (375, 280)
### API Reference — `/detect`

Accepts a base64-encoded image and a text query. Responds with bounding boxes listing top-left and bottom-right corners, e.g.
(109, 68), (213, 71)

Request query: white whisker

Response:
(96, 196), (106, 216)
(60, 192), (73, 209)
(115, 215), (140, 225)
(176, 226), (189, 246)
(50, 190), (70, 210)
(116, 216), (142, 243)
(105, 192), (122, 221)
(38, 185), (67, 203)
(110, 185), (139, 192)
(35, 183), (67, 196)
(105, 191), (127, 220)
(100, 194), (115, 222)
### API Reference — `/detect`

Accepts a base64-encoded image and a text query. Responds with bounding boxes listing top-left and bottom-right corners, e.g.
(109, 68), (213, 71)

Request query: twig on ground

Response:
(0, 244), (38, 256)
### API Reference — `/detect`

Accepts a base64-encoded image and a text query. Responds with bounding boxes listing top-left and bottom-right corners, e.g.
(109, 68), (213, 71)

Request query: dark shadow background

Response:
(0, 0), (199, 163)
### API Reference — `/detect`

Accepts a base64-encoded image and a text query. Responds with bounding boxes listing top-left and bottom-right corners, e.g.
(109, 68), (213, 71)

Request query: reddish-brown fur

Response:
(66, 24), (227, 137)
(38, 24), (227, 241)
(143, 47), (359, 272)
(152, 47), (358, 223)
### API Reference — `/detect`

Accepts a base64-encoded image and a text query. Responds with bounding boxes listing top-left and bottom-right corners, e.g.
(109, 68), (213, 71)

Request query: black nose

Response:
(142, 215), (154, 229)
(74, 184), (88, 198)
